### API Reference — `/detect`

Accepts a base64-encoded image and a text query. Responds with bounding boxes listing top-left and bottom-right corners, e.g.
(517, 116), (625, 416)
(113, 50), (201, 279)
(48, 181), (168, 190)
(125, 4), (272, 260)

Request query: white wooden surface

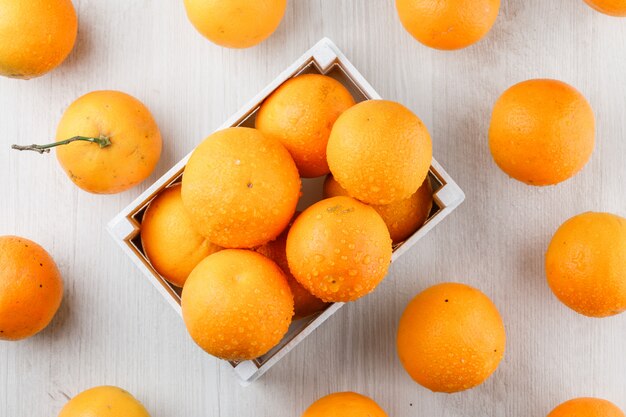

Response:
(1, 1), (625, 416)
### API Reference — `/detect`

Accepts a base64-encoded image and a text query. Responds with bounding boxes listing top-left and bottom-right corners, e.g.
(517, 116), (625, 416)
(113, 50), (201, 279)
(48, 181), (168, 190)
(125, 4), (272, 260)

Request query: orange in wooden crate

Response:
(324, 174), (433, 244)
(182, 250), (294, 361)
(327, 99), (432, 205)
(141, 184), (221, 288)
(181, 127), (300, 249)
(108, 38), (465, 385)
(286, 196), (392, 303)
(256, 73), (356, 178)
(256, 214), (329, 320)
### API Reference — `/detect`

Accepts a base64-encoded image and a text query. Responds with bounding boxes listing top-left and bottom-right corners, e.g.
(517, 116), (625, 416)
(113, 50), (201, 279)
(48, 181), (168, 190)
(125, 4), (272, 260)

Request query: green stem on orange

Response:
(11, 135), (112, 154)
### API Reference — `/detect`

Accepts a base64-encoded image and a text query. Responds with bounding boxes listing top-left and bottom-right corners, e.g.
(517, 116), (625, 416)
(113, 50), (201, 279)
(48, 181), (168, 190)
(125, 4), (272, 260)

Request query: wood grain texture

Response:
(1, 1), (625, 416)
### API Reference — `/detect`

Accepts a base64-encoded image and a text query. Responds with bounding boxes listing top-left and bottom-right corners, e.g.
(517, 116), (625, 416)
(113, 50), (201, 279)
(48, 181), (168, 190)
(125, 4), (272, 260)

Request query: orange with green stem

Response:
(12, 90), (162, 194)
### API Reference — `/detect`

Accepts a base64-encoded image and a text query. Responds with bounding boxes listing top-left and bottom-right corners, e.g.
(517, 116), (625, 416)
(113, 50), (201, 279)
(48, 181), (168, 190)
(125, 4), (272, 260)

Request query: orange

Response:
(286, 196), (392, 303)
(58, 385), (150, 417)
(183, 0), (286, 48)
(0, 0), (77, 79)
(0, 236), (63, 341)
(141, 184), (221, 288)
(324, 174), (432, 243)
(489, 79), (595, 186)
(181, 127), (300, 249)
(181, 249), (293, 360)
(256, 74), (356, 178)
(327, 100), (432, 205)
(584, 0), (626, 16)
(546, 212), (626, 318)
(257, 214), (329, 319)
(302, 392), (388, 417)
(52, 91), (162, 194)
(548, 397), (625, 417)
(397, 282), (506, 393)
(396, 0), (500, 50)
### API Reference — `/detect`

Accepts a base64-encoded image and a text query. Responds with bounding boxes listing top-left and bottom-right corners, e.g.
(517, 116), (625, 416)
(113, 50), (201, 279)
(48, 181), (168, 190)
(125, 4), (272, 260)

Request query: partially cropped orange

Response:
(302, 392), (388, 417)
(141, 184), (221, 288)
(397, 282), (506, 393)
(256, 74), (356, 178)
(257, 214), (329, 319)
(55, 90), (162, 194)
(324, 174), (433, 243)
(327, 100), (432, 205)
(58, 385), (151, 417)
(0, 236), (63, 341)
(183, 0), (287, 48)
(181, 249), (293, 360)
(489, 79), (595, 186)
(396, 0), (500, 50)
(181, 127), (300, 249)
(546, 212), (626, 318)
(286, 196), (392, 303)
(0, 0), (77, 79)
(548, 397), (625, 417)
(584, 0), (626, 16)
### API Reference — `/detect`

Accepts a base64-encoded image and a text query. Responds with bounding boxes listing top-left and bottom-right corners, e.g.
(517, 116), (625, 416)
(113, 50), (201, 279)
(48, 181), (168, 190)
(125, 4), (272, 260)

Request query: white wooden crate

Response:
(107, 37), (465, 386)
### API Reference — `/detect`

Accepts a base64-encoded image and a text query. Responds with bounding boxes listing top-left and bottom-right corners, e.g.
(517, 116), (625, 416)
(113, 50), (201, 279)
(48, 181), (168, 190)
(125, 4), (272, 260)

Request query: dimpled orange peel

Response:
(181, 249), (294, 361)
(12, 90), (163, 194)
(141, 184), (221, 288)
(58, 385), (151, 417)
(395, 0), (500, 50)
(183, 0), (287, 48)
(546, 212), (626, 318)
(256, 74), (356, 178)
(0, 236), (63, 341)
(286, 196), (392, 303)
(489, 79), (595, 186)
(327, 100), (432, 205)
(302, 392), (389, 417)
(0, 0), (77, 79)
(397, 282), (506, 393)
(584, 0), (626, 16)
(181, 127), (301, 249)
(256, 214), (329, 319)
(547, 397), (626, 417)
(324, 174), (433, 243)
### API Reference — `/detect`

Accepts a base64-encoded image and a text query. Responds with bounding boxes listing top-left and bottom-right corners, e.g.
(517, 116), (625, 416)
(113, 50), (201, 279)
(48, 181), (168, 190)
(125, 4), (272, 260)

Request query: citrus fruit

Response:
(546, 212), (626, 318)
(395, 0), (500, 50)
(58, 385), (150, 417)
(181, 249), (293, 360)
(397, 282), (506, 393)
(548, 397), (625, 417)
(286, 196), (392, 303)
(257, 214), (329, 319)
(324, 174), (433, 243)
(302, 392), (388, 417)
(181, 127), (300, 249)
(0, 0), (77, 79)
(489, 79), (595, 186)
(0, 236), (63, 341)
(256, 74), (356, 178)
(141, 184), (221, 288)
(25, 90), (166, 194)
(584, 0), (626, 16)
(183, 0), (286, 48)
(327, 100), (432, 205)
